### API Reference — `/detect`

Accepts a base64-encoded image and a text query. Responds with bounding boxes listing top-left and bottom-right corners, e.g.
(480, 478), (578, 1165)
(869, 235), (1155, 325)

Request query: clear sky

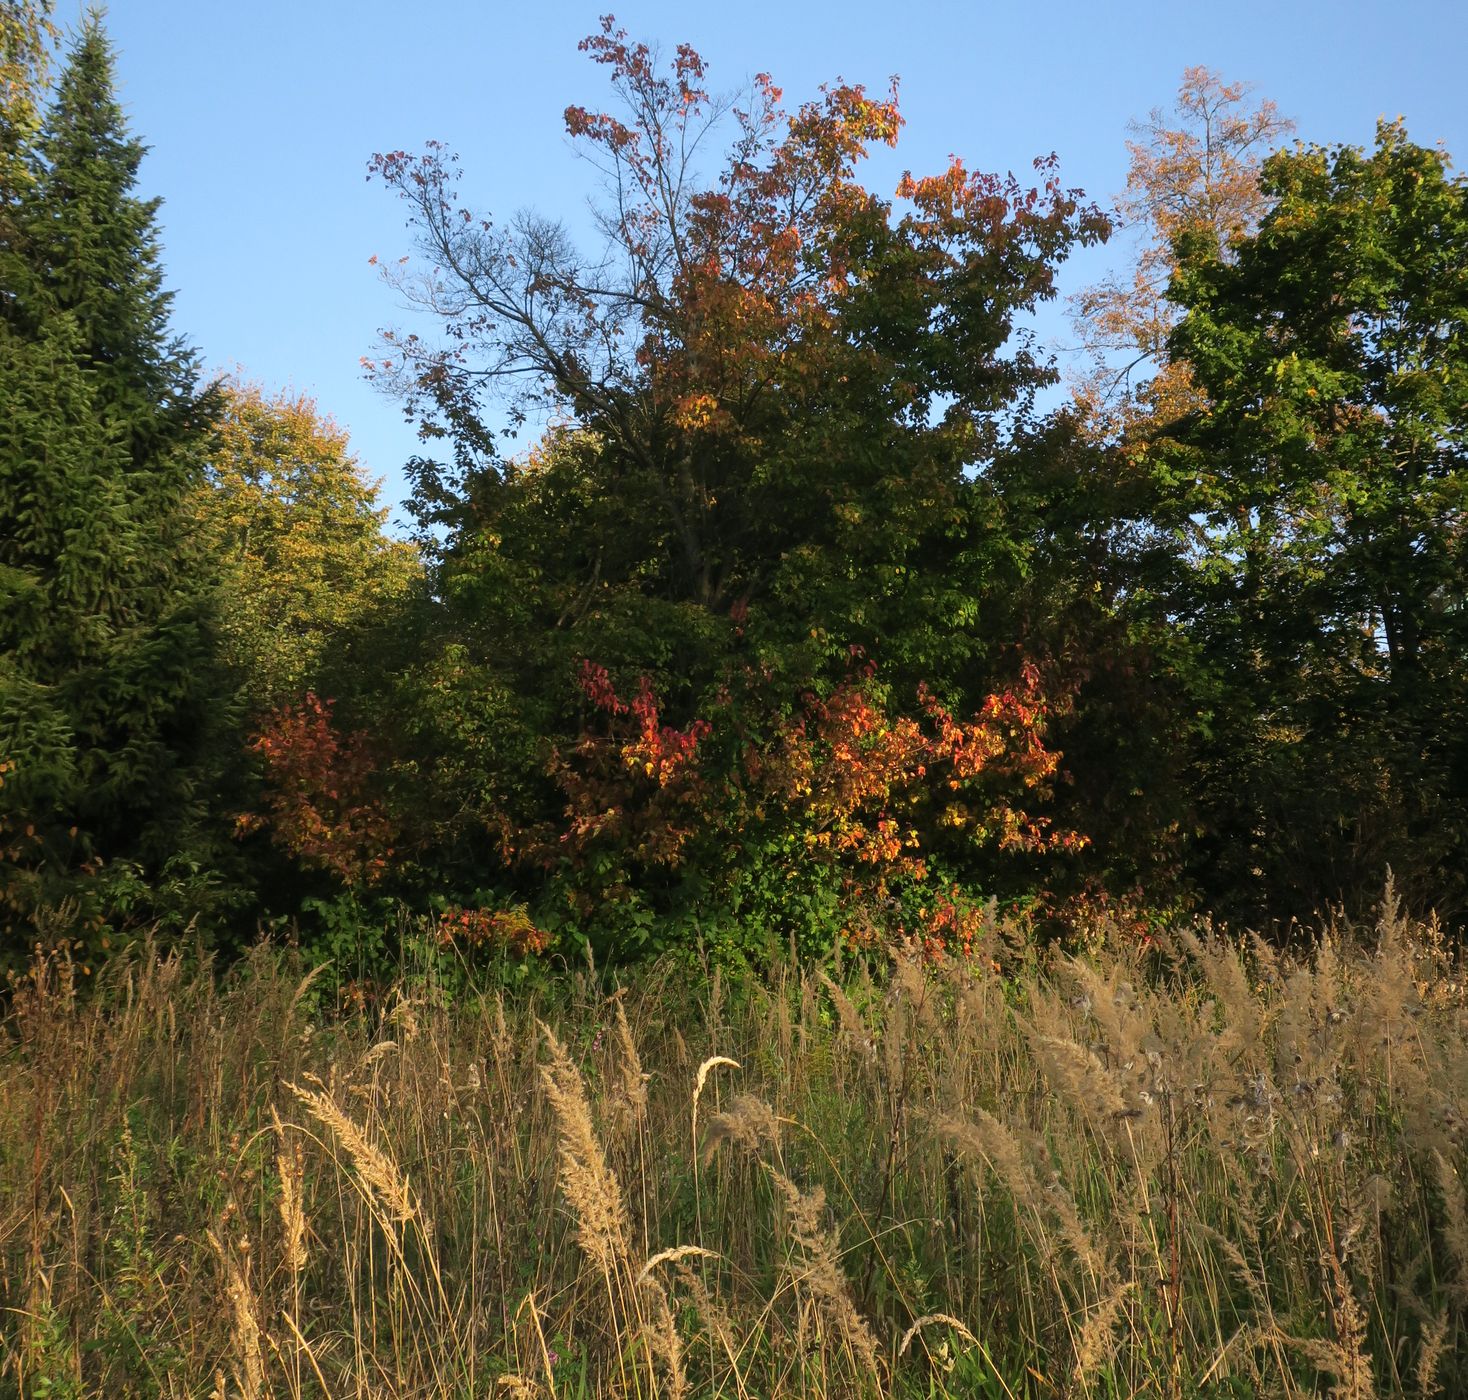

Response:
(94, 0), (1468, 520)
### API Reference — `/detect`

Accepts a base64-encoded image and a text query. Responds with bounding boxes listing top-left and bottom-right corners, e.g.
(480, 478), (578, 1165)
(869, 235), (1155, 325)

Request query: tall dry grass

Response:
(1, 889), (1465, 1397)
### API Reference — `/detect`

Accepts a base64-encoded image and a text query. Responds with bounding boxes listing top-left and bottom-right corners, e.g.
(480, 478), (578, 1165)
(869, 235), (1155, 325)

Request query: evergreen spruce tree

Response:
(25, 10), (212, 471)
(0, 14), (229, 947)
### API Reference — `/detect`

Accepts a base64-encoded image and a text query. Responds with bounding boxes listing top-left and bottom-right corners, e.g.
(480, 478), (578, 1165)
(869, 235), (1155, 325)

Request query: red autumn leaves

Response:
(241, 660), (1083, 955)
(237, 694), (394, 887)
(532, 656), (1085, 921)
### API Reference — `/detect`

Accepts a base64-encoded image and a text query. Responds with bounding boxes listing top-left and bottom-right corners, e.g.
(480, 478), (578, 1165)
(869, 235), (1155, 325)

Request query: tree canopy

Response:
(3, 11), (1465, 965)
(197, 380), (419, 710)
(346, 19), (1119, 953)
(1151, 119), (1468, 918)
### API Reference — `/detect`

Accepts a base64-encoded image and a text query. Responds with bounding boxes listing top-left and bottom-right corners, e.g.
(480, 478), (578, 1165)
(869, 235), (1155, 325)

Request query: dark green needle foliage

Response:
(0, 15), (232, 953)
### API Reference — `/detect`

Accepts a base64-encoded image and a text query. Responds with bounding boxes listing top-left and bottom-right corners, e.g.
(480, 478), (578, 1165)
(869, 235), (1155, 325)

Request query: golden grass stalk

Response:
(1431, 1149), (1468, 1308)
(539, 1023), (634, 1280)
(270, 1107), (308, 1278)
(1071, 1280), (1134, 1382)
(639, 1275), (689, 1400)
(898, 1311), (980, 1356)
(207, 1229), (264, 1400)
(612, 997), (649, 1127)
(770, 1168), (881, 1383)
(638, 1244), (720, 1283)
(1416, 1313), (1449, 1398)
(692, 1055), (741, 1119)
(286, 1079), (414, 1225)
(691, 1053), (741, 1237)
(819, 971), (876, 1061)
(701, 1092), (783, 1165)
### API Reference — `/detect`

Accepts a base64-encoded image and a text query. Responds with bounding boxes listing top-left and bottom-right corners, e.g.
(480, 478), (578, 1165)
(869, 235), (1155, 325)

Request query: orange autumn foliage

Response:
(753, 658), (1086, 894)
(533, 661), (716, 879)
(1069, 67), (1293, 438)
(534, 655), (1085, 941)
(238, 694), (395, 886)
(435, 903), (550, 957)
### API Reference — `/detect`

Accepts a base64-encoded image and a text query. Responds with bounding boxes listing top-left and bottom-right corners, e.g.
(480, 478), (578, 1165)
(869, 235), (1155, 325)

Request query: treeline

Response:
(2, 9), (1465, 974)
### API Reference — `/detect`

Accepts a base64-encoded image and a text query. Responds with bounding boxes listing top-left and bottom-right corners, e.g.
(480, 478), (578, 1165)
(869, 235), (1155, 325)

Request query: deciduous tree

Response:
(0, 0), (54, 208)
(371, 18), (1104, 650)
(1157, 119), (1468, 919)
(197, 380), (419, 709)
(1069, 67), (1292, 436)
(365, 17), (1110, 948)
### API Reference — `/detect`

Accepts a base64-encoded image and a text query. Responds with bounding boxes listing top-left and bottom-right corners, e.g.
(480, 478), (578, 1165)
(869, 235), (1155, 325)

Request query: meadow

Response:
(2, 892), (1464, 1398)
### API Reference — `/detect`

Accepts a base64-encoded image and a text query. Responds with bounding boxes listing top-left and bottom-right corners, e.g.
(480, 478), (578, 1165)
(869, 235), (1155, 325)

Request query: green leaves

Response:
(1152, 119), (1468, 920)
(197, 381), (420, 711)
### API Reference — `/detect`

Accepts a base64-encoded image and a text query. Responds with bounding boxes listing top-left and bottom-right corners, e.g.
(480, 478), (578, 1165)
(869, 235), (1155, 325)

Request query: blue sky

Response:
(96, 0), (1467, 519)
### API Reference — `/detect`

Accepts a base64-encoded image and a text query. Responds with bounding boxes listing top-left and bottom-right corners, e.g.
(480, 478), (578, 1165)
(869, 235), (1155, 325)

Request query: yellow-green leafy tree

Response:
(197, 380), (419, 710)
(0, 0), (55, 209)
